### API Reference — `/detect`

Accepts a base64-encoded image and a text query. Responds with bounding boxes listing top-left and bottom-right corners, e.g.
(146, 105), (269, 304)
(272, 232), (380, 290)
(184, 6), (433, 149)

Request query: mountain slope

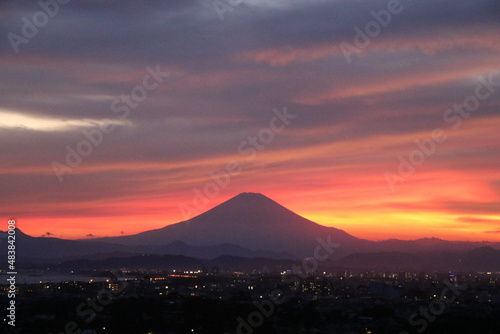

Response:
(0, 229), (287, 261)
(5, 193), (500, 263)
(328, 246), (500, 272)
(0, 229), (144, 261)
(95, 192), (373, 257)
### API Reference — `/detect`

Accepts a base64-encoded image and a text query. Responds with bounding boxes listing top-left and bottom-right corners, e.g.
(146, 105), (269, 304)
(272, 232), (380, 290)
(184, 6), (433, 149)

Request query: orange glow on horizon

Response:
(12, 186), (500, 243)
(8, 115), (500, 242)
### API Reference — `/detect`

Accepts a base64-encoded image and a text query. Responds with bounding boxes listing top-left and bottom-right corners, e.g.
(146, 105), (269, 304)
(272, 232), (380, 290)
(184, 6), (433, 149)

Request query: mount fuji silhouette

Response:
(96, 192), (372, 257)
(3, 193), (500, 270)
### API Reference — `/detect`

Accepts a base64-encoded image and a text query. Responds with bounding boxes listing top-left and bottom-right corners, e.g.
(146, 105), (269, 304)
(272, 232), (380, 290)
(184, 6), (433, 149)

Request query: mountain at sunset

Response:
(90, 192), (500, 258)
(3, 1), (500, 332)
(3, 193), (500, 265)
(94, 192), (372, 257)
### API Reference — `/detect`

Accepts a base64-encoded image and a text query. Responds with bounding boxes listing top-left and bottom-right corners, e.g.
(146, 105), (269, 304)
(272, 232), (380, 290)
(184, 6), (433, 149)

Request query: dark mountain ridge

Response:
(3, 193), (500, 271)
(92, 192), (372, 257)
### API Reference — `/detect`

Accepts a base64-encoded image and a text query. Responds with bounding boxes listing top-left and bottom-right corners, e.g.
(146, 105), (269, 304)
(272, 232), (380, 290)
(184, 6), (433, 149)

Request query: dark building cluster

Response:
(1, 268), (500, 333)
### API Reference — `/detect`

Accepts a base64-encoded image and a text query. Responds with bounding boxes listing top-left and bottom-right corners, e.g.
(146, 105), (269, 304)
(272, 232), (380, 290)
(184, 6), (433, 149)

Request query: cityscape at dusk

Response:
(1, 1), (500, 333)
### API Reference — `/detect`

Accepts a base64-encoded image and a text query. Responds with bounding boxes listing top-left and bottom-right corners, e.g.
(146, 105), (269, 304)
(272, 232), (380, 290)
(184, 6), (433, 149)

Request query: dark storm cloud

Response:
(3, 0), (498, 61)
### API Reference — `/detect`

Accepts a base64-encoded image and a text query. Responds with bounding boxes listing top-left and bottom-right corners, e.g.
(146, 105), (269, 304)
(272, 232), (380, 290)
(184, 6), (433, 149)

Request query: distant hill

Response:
(92, 192), (371, 257)
(0, 229), (142, 261)
(3, 192), (500, 272)
(328, 246), (500, 272)
(376, 237), (500, 253)
(154, 241), (295, 260)
(19, 247), (500, 274)
(0, 229), (290, 262)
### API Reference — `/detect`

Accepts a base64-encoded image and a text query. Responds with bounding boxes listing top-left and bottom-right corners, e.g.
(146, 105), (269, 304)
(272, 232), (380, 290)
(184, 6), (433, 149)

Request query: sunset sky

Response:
(1, 0), (500, 242)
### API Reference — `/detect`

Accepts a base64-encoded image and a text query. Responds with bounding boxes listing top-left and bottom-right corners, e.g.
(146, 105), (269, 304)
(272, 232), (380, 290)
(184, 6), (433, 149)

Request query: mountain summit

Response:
(98, 192), (370, 257)
(7, 193), (500, 263)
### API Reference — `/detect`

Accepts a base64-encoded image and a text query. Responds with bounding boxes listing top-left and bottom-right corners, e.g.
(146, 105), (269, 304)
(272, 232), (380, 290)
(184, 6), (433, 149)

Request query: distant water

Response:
(1, 274), (112, 284)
